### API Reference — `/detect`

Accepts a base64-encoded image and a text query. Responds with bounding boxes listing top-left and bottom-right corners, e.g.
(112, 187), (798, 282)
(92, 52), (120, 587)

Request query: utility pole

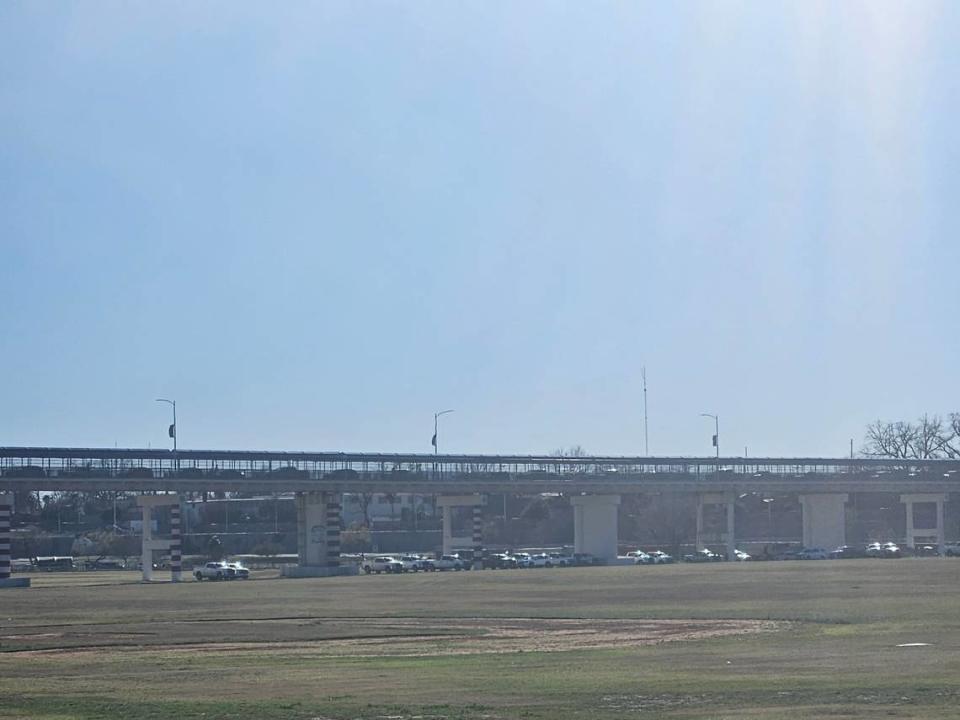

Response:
(642, 366), (649, 456)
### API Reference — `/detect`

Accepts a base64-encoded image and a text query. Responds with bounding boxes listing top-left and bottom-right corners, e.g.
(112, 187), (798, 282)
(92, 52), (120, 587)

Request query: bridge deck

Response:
(2, 447), (958, 493)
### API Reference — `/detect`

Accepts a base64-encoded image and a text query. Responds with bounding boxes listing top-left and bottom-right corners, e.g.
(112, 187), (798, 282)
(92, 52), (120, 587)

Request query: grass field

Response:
(2, 560), (959, 719)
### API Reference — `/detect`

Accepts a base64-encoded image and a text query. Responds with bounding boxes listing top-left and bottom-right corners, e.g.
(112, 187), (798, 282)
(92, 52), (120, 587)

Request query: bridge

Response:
(2, 447), (958, 581)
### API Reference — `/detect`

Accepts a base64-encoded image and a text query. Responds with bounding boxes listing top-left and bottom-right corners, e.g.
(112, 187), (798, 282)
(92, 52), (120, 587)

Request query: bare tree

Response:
(943, 413), (960, 458)
(864, 414), (956, 459)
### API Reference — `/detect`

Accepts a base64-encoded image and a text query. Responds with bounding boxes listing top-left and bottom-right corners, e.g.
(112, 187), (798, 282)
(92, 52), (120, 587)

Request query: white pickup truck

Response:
(194, 561), (236, 581)
(361, 556), (404, 574)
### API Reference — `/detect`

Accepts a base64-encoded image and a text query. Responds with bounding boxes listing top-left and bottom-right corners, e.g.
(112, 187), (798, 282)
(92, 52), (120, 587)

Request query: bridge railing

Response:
(3, 447), (960, 483)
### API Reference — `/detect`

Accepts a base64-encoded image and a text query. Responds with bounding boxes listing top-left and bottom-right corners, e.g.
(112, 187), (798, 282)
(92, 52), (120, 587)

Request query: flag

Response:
(169, 423), (176, 439)
(712, 434), (718, 447)
(431, 433), (437, 448)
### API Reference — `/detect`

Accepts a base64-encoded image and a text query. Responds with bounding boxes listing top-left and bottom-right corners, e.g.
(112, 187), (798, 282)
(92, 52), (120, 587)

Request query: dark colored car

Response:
(683, 549), (721, 563)
(829, 545), (866, 559)
(483, 553), (518, 569)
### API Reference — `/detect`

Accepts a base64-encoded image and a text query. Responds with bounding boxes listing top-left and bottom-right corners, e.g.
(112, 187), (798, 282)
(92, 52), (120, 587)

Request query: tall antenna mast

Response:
(642, 366), (649, 456)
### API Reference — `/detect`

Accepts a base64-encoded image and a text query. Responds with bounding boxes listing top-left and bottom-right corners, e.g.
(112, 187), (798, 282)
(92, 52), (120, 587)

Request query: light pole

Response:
(156, 398), (177, 472)
(155, 399), (177, 451)
(700, 413), (719, 461)
(432, 409), (454, 455)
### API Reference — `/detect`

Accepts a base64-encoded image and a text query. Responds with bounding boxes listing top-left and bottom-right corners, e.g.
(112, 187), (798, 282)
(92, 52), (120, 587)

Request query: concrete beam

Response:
(695, 492), (736, 560)
(570, 495), (620, 561)
(799, 493), (848, 550)
(900, 493), (948, 552)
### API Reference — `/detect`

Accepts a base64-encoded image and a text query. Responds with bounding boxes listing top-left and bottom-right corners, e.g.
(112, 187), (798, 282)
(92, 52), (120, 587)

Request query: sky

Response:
(1, 2), (958, 458)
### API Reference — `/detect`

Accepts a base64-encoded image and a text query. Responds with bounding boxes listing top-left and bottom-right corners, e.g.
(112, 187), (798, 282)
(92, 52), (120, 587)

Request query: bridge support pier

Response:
(284, 491), (354, 577)
(799, 493), (848, 551)
(696, 492), (736, 560)
(136, 495), (181, 582)
(571, 495), (620, 561)
(437, 495), (485, 565)
(900, 493), (947, 553)
(0, 493), (27, 588)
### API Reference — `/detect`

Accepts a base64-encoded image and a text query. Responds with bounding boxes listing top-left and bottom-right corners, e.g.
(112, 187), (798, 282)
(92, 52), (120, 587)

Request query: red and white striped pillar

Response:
(472, 504), (483, 570)
(325, 494), (341, 568)
(0, 494), (11, 581)
(170, 500), (182, 582)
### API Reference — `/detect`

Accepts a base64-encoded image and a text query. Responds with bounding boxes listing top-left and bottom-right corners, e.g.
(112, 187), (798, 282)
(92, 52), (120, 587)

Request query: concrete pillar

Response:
(799, 493), (848, 550)
(695, 500), (704, 551)
(726, 496), (736, 562)
(284, 491), (353, 578)
(170, 501), (182, 582)
(900, 494), (947, 553)
(696, 492), (736, 560)
(570, 495), (620, 561)
(437, 495), (484, 556)
(472, 505), (483, 570)
(325, 495), (341, 567)
(136, 495), (178, 582)
(0, 494), (10, 581)
(295, 491), (342, 567)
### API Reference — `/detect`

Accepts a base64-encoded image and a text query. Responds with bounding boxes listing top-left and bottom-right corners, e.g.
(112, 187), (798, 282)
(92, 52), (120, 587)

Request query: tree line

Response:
(863, 413), (960, 459)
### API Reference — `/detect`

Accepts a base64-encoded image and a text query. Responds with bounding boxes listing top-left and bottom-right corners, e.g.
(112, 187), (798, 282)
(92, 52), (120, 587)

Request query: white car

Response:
(397, 555), (426, 572)
(425, 555), (465, 571)
(548, 552), (574, 567)
(362, 556), (404, 574)
(733, 549), (752, 561)
(529, 553), (555, 568)
(194, 561), (236, 581)
(225, 562), (250, 579)
(512, 552), (534, 568)
(648, 551), (675, 564)
(626, 550), (653, 565)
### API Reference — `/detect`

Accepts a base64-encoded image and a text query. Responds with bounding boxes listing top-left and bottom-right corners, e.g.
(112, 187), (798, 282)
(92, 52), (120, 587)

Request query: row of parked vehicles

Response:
(359, 551), (603, 574)
(684, 541), (960, 562)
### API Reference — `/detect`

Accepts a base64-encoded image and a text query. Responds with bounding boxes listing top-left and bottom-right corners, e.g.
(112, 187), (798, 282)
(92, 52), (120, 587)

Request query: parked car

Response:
(625, 550), (653, 565)
(398, 555), (426, 572)
(361, 556), (404, 574)
(423, 555), (465, 571)
(225, 562), (250, 579)
(194, 561), (236, 581)
(943, 542), (960, 557)
(797, 547), (829, 560)
(512, 552), (535, 568)
(881, 542), (902, 558)
(864, 542), (884, 558)
(648, 550), (675, 564)
(483, 553), (518, 569)
(829, 545), (865, 559)
(732, 549), (751, 561)
(548, 552), (575, 567)
(683, 549), (721, 563)
(572, 552), (601, 566)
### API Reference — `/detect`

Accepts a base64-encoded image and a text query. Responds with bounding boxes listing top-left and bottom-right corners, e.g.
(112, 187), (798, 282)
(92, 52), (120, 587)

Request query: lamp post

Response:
(700, 413), (719, 461)
(156, 398), (177, 472)
(432, 409), (454, 455)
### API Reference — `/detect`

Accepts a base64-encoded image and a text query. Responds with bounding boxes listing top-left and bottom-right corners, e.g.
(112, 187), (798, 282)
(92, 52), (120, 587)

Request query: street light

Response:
(432, 409), (455, 455)
(700, 413), (719, 460)
(155, 398), (177, 452)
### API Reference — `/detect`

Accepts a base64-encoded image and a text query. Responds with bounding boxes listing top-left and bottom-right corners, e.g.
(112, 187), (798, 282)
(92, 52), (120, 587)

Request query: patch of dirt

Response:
(10, 618), (782, 658)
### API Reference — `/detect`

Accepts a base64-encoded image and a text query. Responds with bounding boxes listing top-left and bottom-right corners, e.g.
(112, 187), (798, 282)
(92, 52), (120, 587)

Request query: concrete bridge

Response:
(2, 447), (958, 579)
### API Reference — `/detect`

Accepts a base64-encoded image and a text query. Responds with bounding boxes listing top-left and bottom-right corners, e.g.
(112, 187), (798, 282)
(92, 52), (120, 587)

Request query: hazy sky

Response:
(2, 2), (958, 457)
